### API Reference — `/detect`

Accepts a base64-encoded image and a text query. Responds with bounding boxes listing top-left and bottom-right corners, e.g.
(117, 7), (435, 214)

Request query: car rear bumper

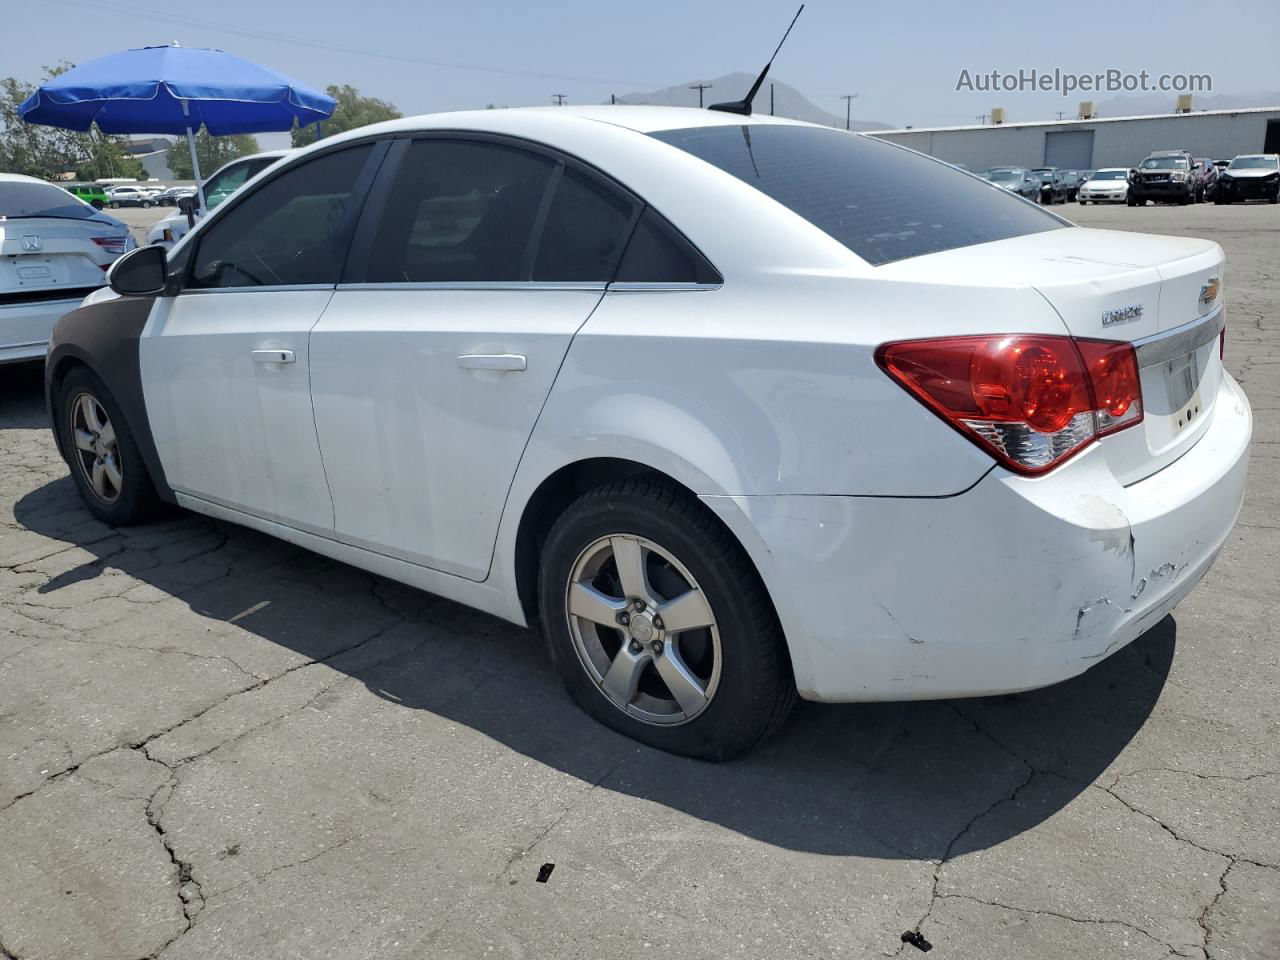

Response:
(0, 296), (88, 364)
(704, 372), (1251, 702)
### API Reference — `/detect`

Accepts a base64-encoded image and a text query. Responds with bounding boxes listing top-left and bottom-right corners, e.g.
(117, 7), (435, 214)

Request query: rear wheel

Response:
(91, 199), (104, 210)
(539, 478), (795, 760)
(55, 367), (160, 526)
(141, 200), (153, 209)
(109, 200), (120, 208)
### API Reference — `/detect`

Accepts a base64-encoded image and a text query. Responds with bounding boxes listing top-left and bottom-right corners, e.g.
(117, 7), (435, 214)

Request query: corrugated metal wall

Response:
(872, 111), (1280, 170)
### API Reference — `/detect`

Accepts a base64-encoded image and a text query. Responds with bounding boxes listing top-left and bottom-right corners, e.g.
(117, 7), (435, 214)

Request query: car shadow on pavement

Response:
(10, 374), (1173, 861)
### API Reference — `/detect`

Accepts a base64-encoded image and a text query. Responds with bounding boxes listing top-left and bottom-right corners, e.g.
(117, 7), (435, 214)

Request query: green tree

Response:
(0, 64), (146, 181)
(165, 131), (260, 180)
(292, 84), (401, 147)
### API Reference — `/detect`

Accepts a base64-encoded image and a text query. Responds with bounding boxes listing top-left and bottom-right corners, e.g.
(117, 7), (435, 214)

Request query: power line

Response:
(689, 82), (713, 108)
(48, 0), (670, 89)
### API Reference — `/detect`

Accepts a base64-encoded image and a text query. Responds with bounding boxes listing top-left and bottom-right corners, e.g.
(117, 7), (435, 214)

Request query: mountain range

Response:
(612, 73), (891, 131)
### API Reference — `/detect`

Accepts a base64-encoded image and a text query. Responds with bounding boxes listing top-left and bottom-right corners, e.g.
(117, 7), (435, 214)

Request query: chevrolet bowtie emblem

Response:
(1200, 277), (1220, 306)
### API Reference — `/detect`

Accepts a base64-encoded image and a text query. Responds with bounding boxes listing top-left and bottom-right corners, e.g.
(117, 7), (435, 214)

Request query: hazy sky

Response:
(9, 0), (1279, 136)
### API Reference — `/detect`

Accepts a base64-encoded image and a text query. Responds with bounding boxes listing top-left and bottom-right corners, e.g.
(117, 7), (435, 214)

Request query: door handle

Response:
(252, 349), (295, 364)
(456, 353), (526, 372)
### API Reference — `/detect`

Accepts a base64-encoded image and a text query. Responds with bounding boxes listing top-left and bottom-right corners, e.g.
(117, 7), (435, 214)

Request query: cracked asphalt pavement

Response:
(2, 204), (1278, 959)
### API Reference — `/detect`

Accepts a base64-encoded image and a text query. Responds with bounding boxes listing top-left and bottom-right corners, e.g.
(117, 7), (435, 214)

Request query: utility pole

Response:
(1056, 111), (1066, 120)
(840, 93), (858, 131)
(610, 93), (616, 105)
(976, 113), (990, 125)
(770, 82), (774, 115)
(689, 82), (713, 108)
(551, 94), (567, 106)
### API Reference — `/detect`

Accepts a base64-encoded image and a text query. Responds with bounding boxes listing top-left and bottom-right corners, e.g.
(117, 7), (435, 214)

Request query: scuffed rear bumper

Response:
(704, 373), (1252, 702)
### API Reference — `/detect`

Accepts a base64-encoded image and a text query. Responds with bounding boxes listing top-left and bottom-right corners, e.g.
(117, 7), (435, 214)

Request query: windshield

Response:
(1228, 156), (1279, 170)
(1141, 156), (1189, 170)
(983, 170), (1021, 182)
(0, 181), (99, 220)
(650, 126), (1063, 266)
(1091, 170), (1128, 180)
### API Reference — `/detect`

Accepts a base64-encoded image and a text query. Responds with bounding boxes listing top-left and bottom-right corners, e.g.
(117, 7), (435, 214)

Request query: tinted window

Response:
(0, 182), (97, 220)
(533, 167), (635, 282)
(615, 208), (719, 284)
(190, 144), (372, 289)
(651, 125), (1062, 266)
(366, 139), (555, 283)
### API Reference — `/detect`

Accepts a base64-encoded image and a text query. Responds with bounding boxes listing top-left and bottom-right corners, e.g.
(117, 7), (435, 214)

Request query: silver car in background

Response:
(1, 174), (134, 363)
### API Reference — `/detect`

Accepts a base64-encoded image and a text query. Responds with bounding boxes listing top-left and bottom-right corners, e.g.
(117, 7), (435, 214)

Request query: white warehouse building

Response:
(866, 106), (1280, 171)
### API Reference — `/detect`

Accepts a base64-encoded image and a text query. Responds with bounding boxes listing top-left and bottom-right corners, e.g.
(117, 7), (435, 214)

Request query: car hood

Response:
(1224, 167), (1279, 179)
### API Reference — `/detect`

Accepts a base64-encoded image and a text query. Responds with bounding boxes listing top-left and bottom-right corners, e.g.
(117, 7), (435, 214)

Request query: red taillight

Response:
(91, 236), (128, 254)
(876, 334), (1143, 475)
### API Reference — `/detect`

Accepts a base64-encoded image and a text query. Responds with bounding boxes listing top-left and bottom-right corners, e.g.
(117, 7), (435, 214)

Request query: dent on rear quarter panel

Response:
(45, 295), (173, 502)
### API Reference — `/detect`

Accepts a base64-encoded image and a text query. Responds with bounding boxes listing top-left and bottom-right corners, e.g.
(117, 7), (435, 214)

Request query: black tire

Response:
(1078, 199), (1087, 205)
(109, 200), (121, 208)
(1215, 194), (1227, 205)
(1127, 195), (1137, 207)
(91, 199), (104, 210)
(538, 478), (796, 761)
(1270, 192), (1279, 204)
(54, 366), (160, 526)
(141, 200), (153, 209)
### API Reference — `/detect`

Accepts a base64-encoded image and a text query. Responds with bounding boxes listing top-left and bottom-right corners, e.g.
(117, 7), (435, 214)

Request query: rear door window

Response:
(532, 166), (636, 282)
(652, 125), (1065, 267)
(364, 139), (556, 283)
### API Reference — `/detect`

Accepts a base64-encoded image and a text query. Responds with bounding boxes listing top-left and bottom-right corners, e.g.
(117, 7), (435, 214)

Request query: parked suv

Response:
(1129, 150), (1196, 205)
(62, 182), (110, 209)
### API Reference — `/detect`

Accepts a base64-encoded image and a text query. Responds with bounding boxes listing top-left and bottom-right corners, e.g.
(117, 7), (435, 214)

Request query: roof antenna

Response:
(708, 5), (804, 116)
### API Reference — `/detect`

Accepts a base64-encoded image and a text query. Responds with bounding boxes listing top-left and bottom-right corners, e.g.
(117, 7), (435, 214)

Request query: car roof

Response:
(0, 172), (55, 185)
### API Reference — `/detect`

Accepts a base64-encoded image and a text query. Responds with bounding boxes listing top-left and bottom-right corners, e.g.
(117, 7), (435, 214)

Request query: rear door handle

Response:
(252, 349), (295, 364)
(457, 353), (526, 372)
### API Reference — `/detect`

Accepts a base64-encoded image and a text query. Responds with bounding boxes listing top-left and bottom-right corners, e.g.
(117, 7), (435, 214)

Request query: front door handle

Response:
(457, 353), (526, 372)
(252, 349), (295, 365)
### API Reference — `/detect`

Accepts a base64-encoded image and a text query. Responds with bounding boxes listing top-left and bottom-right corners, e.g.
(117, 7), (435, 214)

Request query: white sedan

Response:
(1077, 167), (1132, 204)
(1, 174), (133, 364)
(45, 106), (1251, 759)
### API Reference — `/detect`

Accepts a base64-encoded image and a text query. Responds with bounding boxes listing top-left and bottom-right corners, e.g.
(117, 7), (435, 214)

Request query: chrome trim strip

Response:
(179, 284), (335, 295)
(334, 281), (607, 292)
(606, 282), (723, 293)
(1133, 305), (1225, 367)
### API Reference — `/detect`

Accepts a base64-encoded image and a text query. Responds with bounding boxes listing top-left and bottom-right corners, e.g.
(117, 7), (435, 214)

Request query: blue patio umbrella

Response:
(20, 44), (335, 209)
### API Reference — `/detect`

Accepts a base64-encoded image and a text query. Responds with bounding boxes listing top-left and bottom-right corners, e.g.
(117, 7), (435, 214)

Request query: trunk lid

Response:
(0, 217), (114, 296)
(878, 227), (1226, 485)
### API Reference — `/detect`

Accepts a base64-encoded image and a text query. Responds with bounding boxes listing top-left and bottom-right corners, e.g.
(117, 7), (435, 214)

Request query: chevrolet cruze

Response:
(45, 106), (1251, 759)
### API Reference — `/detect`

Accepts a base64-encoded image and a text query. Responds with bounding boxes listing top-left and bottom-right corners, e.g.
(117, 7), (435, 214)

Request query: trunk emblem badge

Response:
(21, 235), (42, 251)
(1199, 277), (1220, 306)
(1102, 304), (1144, 327)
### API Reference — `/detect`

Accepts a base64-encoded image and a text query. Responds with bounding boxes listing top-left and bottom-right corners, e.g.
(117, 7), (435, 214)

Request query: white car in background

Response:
(145, 150), (290, 249)
(1077, 167), (1132, 204)
(1, 173), (134, 364)
(47, 107), (1250, 759)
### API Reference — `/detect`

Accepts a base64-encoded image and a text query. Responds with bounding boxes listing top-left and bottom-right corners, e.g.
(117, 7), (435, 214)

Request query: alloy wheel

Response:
(565, 535), (722, 726)
(69, 392), (123, 504)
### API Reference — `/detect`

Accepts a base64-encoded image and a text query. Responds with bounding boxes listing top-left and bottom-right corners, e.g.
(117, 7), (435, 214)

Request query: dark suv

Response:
(1129, 150), (1196, 205)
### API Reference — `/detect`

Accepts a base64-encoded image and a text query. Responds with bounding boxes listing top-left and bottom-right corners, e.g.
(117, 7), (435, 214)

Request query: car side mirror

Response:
(176, 193), (198, 228)
(109, 245), (169, 297)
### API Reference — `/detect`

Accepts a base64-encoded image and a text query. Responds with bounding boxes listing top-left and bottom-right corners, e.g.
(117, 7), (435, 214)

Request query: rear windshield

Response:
(651, 125), (1063, 266)
(0, 182), (98, 220)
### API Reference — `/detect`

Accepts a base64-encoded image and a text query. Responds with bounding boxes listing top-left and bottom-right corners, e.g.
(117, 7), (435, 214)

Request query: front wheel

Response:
(109, 201), (120, 208)
(141, 200), (153, 209)
(539, 479), (795, 760)
(55, 367), (160, 526)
